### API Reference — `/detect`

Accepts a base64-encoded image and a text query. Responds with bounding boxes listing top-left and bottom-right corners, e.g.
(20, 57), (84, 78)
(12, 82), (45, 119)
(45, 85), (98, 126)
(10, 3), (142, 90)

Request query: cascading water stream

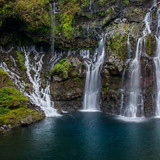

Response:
(50, 3), (56, 55)
(122, 2), (155, 118)
(89, 0), (92, 13)
(81, 38), (105, 111)
(1, 47), (59, 117)
(120, 29), (133, 115)
(154, 3), (160, 117)
(23, 48), (59, 117)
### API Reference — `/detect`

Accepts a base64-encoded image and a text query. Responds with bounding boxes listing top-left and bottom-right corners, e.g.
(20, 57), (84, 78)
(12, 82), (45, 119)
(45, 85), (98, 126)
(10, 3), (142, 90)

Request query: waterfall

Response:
(81, 38), (105, 111)
(23, 48), (59, 117)
(122, 2), (155, 118)
(127, 29), (133, 59)
(1, 47), (59, 117)
(154, 4), (160, 117)
(50, 2), (59, 55)
(50, 3), (56, 54)
(120, 30), (133, 115)
(89, 0), (92, 13)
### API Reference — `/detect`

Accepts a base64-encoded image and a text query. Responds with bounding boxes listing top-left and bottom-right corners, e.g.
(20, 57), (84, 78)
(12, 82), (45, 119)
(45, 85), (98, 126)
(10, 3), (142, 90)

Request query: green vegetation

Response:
(123, 0), (129, 5)
(82, 0), (90, 7)
(0, 108), (44, 125)
(16, 51), (26, 71)
(0, 87), (29, 108)
(50, 59), (70, 79)
(145, 35), (156, 56)
(0, 72), (44, 128)
(0, 68), (14, 87)
(0, 68), (8, 76)
(103, 82), (109, 92)
(98, 0), (104, 6)
(0, 107), (10, 115)
(0, 0), (51, 46)
(107, 33), (127, 60)
(58, 0), (80, 39)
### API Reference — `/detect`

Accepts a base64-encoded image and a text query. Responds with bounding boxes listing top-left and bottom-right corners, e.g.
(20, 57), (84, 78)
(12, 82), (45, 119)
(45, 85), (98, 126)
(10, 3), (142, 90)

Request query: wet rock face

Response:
(0, 67), (45, 134)
(100, 10), (157, 117)
(101, 53), (124, 115)
(101, 52), (157, 117)
(141, 58), (156, 117)
(124, 7), (146, 22)
(50, 55), (85, 111)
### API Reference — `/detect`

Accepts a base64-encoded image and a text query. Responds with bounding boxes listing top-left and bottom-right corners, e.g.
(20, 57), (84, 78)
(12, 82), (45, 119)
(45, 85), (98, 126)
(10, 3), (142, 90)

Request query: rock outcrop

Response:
(50, 55), (85, 111)
(0, 68), (45, 134)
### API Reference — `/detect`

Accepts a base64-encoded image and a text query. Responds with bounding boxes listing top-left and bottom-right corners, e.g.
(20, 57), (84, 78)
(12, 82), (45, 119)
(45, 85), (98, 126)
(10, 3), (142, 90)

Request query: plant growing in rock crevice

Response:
(50, 58), (70, 79)
(16, 51), (26, 71)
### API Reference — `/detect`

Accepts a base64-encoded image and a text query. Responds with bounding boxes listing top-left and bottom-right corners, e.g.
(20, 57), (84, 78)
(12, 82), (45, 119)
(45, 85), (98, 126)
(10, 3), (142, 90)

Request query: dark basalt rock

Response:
(50, 55), (85, 112)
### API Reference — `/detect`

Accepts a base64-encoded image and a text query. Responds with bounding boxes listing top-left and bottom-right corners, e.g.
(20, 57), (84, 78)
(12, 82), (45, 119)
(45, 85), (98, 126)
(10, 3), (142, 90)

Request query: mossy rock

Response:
(0, 108), (45, 126)
(0, 68), (14, 88)
(50, 58), (70, 80)
(0, 87), (29, 109)
(0, 0), (51, 46)
(124, 7), (146, 22)
(145, 34), (156, 57)
(16, 51), (26, 71)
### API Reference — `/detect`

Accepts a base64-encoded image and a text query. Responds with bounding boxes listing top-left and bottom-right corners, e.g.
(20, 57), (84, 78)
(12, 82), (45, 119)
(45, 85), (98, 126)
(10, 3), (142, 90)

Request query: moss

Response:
(98, 0), (104, 6)
(16, 51), (26, 71)
(123, 0), (129, 5)
(0, 107), (10, 115)
(82, 0), (90, 7)
(0, 87), (29, 108)
(50, 58), (70, 79)
(58, 0), (81, 40)
(107, 33), (127, 60)
(145, 34), (156, 56)
(0, 68), (14, 87)
(0, 0), (51, 46)
(0, 108), (44, 125)
(14, 0), (50, 29)
(0, 68), (8, 76)
(103, 81), (109, 92)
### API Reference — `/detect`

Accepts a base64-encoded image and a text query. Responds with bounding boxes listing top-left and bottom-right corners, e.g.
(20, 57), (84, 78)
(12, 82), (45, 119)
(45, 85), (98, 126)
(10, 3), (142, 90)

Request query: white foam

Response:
(115, 116), (148, 123)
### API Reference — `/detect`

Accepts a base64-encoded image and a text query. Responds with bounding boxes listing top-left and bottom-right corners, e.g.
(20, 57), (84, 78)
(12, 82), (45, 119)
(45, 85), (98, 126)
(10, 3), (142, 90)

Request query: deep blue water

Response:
(0, 112), (160, 160)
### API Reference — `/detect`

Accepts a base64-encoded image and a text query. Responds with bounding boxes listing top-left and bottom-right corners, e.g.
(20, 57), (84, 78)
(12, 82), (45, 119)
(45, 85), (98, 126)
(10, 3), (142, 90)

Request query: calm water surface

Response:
(0, 112), (160, 160)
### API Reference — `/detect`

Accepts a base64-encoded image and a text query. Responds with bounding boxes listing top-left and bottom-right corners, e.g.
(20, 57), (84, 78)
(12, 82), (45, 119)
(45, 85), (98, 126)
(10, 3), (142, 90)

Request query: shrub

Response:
(50, 59), (70, 79)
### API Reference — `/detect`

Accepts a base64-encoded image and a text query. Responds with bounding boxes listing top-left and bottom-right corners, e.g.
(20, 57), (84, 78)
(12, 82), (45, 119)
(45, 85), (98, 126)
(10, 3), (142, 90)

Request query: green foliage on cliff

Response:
(50, 58), (70, 79)
(0, 107), (44, 125)
(123, 0), (129, 5)
(0, 107), (10, 115)
(0, 0), (51, 45)
(16, 51), (26, 71)
(0, 68), (7, 76)
(98, 0), (104, 6)
(0, 68), (14, 87)
(0, 87), (29, 108)
(58, 0), (81, 40)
